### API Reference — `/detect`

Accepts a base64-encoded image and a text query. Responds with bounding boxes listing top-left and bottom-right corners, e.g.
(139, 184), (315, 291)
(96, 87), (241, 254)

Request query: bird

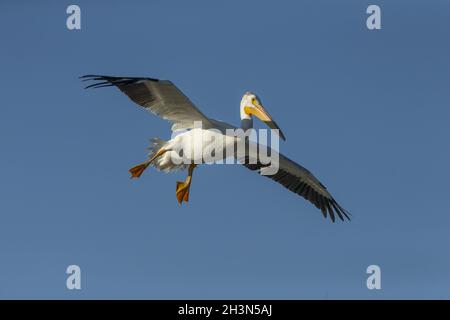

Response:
(80, 75), (350, 222)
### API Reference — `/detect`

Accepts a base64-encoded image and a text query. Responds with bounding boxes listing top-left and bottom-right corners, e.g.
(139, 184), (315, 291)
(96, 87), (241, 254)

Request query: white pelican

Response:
(81, 75), (350, 222)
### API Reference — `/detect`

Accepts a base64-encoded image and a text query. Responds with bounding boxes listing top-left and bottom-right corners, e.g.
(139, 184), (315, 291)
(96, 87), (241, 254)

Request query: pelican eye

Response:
(252, 98), (258, 106)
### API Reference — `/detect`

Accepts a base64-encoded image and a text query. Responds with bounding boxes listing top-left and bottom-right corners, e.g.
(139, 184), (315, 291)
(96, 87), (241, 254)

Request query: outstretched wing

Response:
(242, 147), (350, 222)
(81, 75), (213, 131)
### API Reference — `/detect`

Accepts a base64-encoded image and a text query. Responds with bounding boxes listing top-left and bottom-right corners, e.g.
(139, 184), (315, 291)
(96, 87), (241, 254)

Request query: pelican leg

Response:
(129, 148), (168, 179)
(176, 164), (197, 204)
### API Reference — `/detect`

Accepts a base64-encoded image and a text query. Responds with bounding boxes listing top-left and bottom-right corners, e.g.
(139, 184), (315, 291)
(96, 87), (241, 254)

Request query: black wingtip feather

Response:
(80, 74), (160, 90)
(325, 202), (336, 222)
(329, 198), (351, 222)
(318, 197), (327, 219)
(331, 201), (344, 221)
(336, 201), (351, 221)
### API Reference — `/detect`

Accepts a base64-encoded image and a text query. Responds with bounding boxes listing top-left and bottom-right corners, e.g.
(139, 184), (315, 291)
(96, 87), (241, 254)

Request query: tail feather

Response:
(147, 137), (181, 172)
(148, 138), (167, 158)
(129, 138), (171, 178)
(132, 137), (184, 173)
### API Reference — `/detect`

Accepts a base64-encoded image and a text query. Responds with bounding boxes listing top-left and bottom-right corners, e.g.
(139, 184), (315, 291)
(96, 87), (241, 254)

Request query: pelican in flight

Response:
(81, 75), (350, 222)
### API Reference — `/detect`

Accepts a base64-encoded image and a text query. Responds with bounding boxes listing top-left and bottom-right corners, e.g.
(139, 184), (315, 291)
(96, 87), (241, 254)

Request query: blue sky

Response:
(0, 0), (449, 299)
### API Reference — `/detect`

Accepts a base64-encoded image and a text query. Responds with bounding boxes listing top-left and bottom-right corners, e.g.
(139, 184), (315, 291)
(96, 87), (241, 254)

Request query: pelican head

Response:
(240, 91), (286, 141)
